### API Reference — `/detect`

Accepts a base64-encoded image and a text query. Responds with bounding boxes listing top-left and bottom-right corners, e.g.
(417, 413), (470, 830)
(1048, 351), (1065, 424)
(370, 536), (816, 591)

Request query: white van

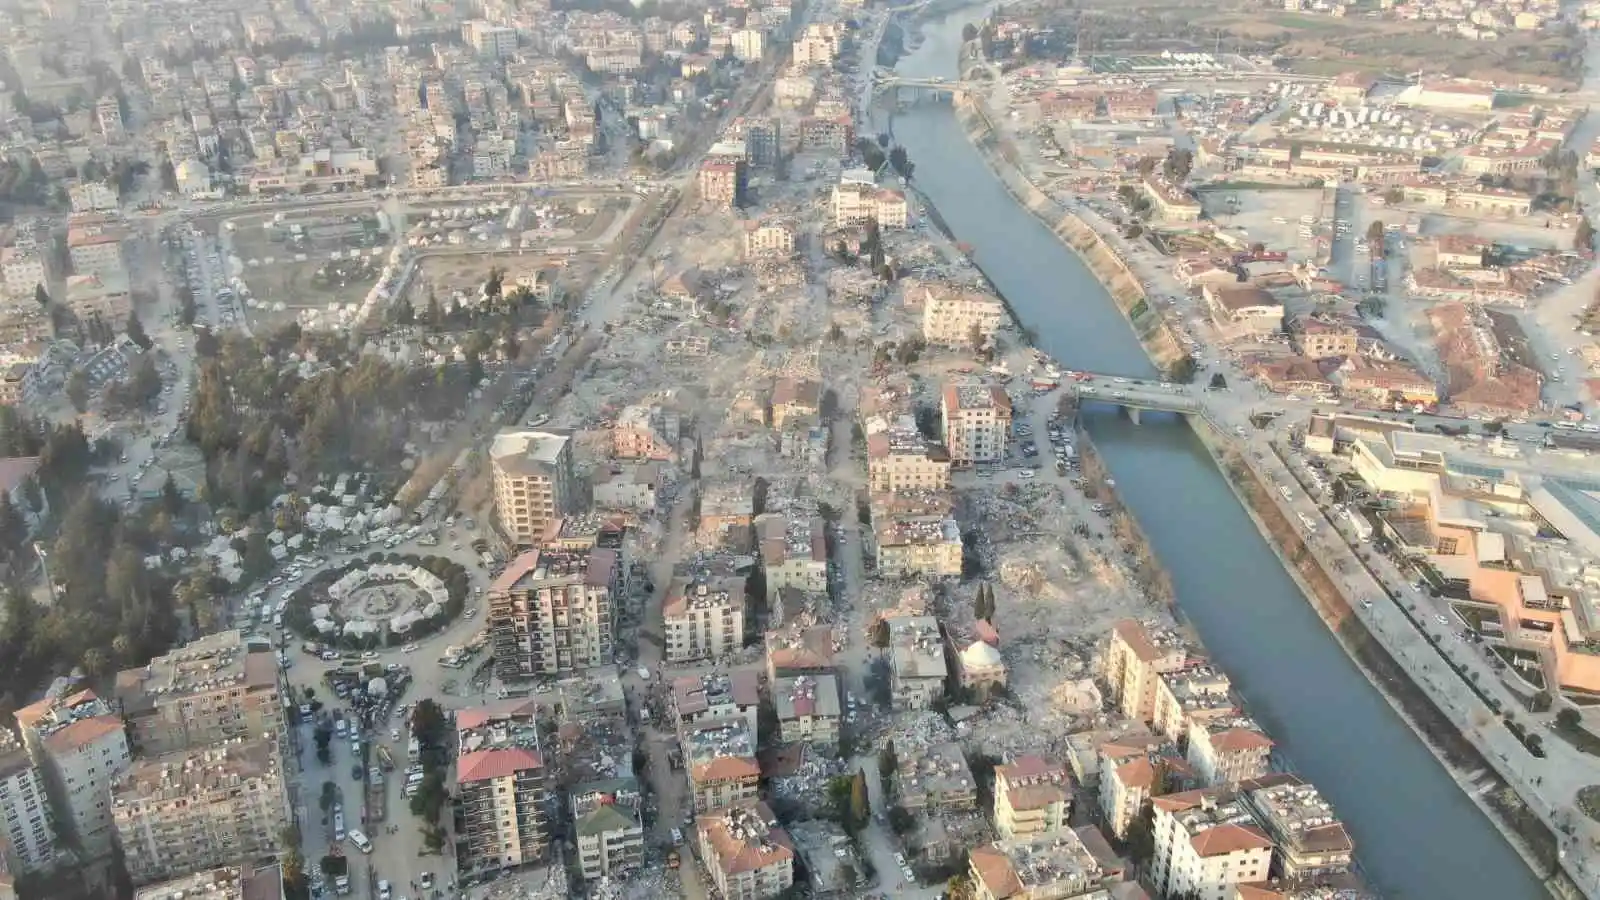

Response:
(348, 830), (372, 853)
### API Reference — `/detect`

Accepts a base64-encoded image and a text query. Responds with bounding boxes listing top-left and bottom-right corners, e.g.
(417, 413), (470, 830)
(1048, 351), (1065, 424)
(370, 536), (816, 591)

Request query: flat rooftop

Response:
(114, 630), (277, 713)
(490, 429), (569, 474)
(114, 736), (280, 804)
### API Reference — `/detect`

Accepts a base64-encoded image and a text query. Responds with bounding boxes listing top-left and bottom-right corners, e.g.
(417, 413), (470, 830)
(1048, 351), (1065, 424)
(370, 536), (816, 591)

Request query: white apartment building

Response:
(66, 226), (127, 277)
(830, 183), (909, 229)
(1151, 790), (1273, 900)
(940, 382), (1012, 465)
(489, 548), (618, 679)
(0, 732), (56, 874)
(572, 777), (644, 880)
(773, 674), (841, 749)
(754, 513), (828, 600)
(663, 576), (746, 664)
(14, 686), (131, 860)
(464, 20), (518, 57)
(743, 220), (796, 257)
(490, 430), (576, 548)
(993, 756), (1070, 840)
(887, 616), (948, 710)
(112, 738), (289, 886)
(732, 29), (765, 61)
(922, 287), (1005, 347)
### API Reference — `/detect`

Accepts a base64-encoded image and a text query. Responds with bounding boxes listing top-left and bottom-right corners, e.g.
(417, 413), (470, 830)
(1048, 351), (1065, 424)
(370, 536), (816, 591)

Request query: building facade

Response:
(940, 383), (1012, 465)
(663, 576), (746, 664)
(490, 430), (576, 548)
(489, 548), (618, 679)
(457, 747), (550, 873)
(114, 631), (283, 756)
(696, 802), (794, 900)
(15, 687), (132, 859)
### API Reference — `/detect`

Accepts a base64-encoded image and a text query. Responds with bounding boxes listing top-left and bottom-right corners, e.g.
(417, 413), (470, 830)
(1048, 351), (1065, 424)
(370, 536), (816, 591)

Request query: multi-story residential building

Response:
(1186, 719), (1273, 788)
(489, 547), (618, 679)
(969, 832), (1104, 900)
(993, 756), (1071, 840)
(830, 182), (909, 229)
(1103, 619), (1191, 724)
(112, 737), (289, 886)
(113, 630), (283, 755)
(1096, 733), (1165, 839)
(922, 287), (1005, 347)
(801, 116), (852, 154)
(0, 301), (52, 344)
(66, 224), (127, 277)
(769, 377), (821, 429)
(133, 863), (286, 900)
(1201, 284), (1285, 336)
(866, 425), (951, 493)
(670, 672), (761, 736)
(743, 219), (796, 257)
(457, 747), (550, 873)
(887, 615), (948, 709)
(699, 158), (746, 208)
(463, 20), (518, 57)
(0, 248), (50, 301)
(573, 778), (644, 880)
(1241, 774), (1354, 883)
(490, 430), (576, 548)
(663, 576), (746, 663)
(896, 742), (977, 815)
(0, 729), (56, 874)
(591, 463), (660, 511)
(15, 686), (131, 858)
(696, 802), (794, 900)
(683, 718), (760, 813)
(940, 382), (1011, 466)
(64, 272), (133, 325)
(1151, 789), (1273, 900)
(755, 512), (828, 601)
(872, 510), (963, 578)
(773, 674), (840, 749)
(741, 118), (781, 168)
(731, 29), (765, 61)
(1151, 665), (1235, 738)
(67, 182), (119, 213)
(1290, 314), (1362, 360)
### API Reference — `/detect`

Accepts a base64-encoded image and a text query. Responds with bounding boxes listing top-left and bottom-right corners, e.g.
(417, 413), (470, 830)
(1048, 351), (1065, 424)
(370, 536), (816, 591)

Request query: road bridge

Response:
(1065, 376), (1202, 423)
(870, 75), (981, 102)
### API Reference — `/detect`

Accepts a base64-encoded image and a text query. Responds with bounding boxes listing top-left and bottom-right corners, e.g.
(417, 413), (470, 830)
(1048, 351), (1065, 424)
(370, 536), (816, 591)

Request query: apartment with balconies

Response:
(683, 718), (760, 813)
(1151, 666), (1236, 738)
(572, 777), (644, 881)
(113, 630), (284, 755)
(773, 674), (841, 749)
(1241, 774), (1354, 883)
(670, 672), (761, 737)
(887, 615), (948, 710)
(940, 382), (1011, 466)
(866, 424), (951, 494)
(1151, 789), (1273, 900)
(457, 747), (549, 874)
(489, 548), (618, 679)
(14, 684), (132, 859)
(969, 831), (1105, 900)
(490, 430), (576, 549)
(696, 801), (794, 900)
(896, 741), (977, 815)
(921, 287), (1005, 348)
(111, 737), (288, 886)
(1103, 619), (1192, 725)
(663, 575), (746, 664)
(993, 755), (1071, 840)
(1187, 719), (1273, 788)
(0, 729), (56, 874)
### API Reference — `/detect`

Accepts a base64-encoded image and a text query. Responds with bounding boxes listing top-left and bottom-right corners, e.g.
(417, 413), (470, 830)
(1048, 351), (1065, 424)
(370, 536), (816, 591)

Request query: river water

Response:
(883, 13), (1545, 900)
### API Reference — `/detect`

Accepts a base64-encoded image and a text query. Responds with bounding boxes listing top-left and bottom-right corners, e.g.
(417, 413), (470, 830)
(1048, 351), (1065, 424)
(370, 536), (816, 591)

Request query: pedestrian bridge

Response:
(1066, 377), (1202, 423)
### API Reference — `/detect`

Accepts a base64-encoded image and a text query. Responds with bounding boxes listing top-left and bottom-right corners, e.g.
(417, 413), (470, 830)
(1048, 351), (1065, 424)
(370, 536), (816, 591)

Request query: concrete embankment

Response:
(1186, 416), (1574, 899)
(1072, 421), (1177, 611)
(948, 90), (1185, 372)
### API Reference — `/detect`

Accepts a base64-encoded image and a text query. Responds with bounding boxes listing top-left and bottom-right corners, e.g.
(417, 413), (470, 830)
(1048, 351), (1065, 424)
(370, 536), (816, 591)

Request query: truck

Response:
(1345, 509), (1373, 543)
(376, 744), (395, 773)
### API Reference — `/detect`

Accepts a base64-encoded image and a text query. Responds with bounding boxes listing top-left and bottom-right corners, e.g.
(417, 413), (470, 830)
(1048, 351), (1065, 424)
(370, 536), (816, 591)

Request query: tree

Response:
(869, 617), (890, 647)
(848, 769), (870, 831)
(125, 311), (152, 349)
(158, 157), (178, 193)
(1366, 220), (1386, 246)
(65, 370), (89, 414)
(1209, 372), (1227, 391)
(961, 23), (979, 42)
(0, 492), (29, 560)
(1383, 186), (1405, 205)
(888, 146), (914, 181)
(408, 771), (447, 820)
(879, 740), (898, 783)
(177, 285), (197, 326)
(1165, 354), (1199, 384)
(1163, 147), (1194, 182)
(320, 780), (338, 812)
(973, 583), (994, 621)
(161, 473), (185, 515)
(1531, 690), (1553, 713)
(1558, 707), (1582, 729)
(33, 284), (49, 307)
(314, 726), (332, 765)
(1578, 217), (1595, 252)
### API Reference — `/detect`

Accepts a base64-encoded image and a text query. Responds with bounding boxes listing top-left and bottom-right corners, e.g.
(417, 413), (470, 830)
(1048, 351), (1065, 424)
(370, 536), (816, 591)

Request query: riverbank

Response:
(947, 88), (1186, 374)
(924, 27), (1576, 897)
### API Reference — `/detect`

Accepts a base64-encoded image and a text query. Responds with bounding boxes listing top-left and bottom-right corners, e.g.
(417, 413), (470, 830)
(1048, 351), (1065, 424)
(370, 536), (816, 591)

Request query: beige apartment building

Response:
(684, 718), (760, 813)
(755, 512), (828, 599)
(922, 287), (1005, 347)
(1096, 733), (1164, 839)
(112, 737), (289, 886)
(64, 272), (133, 325)
(970, 832), (1105, 900)
(671, 673), (762, 737)
(66, 224), (127, 277)
(114, 630), (283, 755)
(663, 576), (746, 663)
(573, 777), (644, 881)
(830, 182), (909, 229)
(993, 756), (1071, 840)
(1187, 719), (1273, 788)
(457, 747), (550, 873)
(697, 802), (794, 900)
(866, 427), (951, 493)
(1151, 789), (1273, 900)
(490, 430), (576, 548)
(743, 219), (796, 257)
(773, 674), (841, 749)
(489, 548), (618, 679)
(0, 730), (56, 874)
(1151, 665), (1235, 738)
(896, 742), (977, 815)
(941, 383), (1011, 465)
(14, 686), (131, 859)
(872, 514), (963, 578)
(1103, 619), (1191, 724)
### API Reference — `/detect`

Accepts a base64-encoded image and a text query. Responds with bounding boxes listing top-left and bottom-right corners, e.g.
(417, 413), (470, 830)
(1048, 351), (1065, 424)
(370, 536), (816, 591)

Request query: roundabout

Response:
(284, 553), (471, 651)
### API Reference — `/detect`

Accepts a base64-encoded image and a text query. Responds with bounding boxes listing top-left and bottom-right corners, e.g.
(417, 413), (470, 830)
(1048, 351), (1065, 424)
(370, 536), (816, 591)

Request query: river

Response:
(882, 11), (1546, 900)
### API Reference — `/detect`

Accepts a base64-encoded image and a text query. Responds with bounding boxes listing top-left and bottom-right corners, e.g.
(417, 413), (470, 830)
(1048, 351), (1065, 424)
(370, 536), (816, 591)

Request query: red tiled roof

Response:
(1191, 823), (1273, 857)
(456, 747), (543, 783)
